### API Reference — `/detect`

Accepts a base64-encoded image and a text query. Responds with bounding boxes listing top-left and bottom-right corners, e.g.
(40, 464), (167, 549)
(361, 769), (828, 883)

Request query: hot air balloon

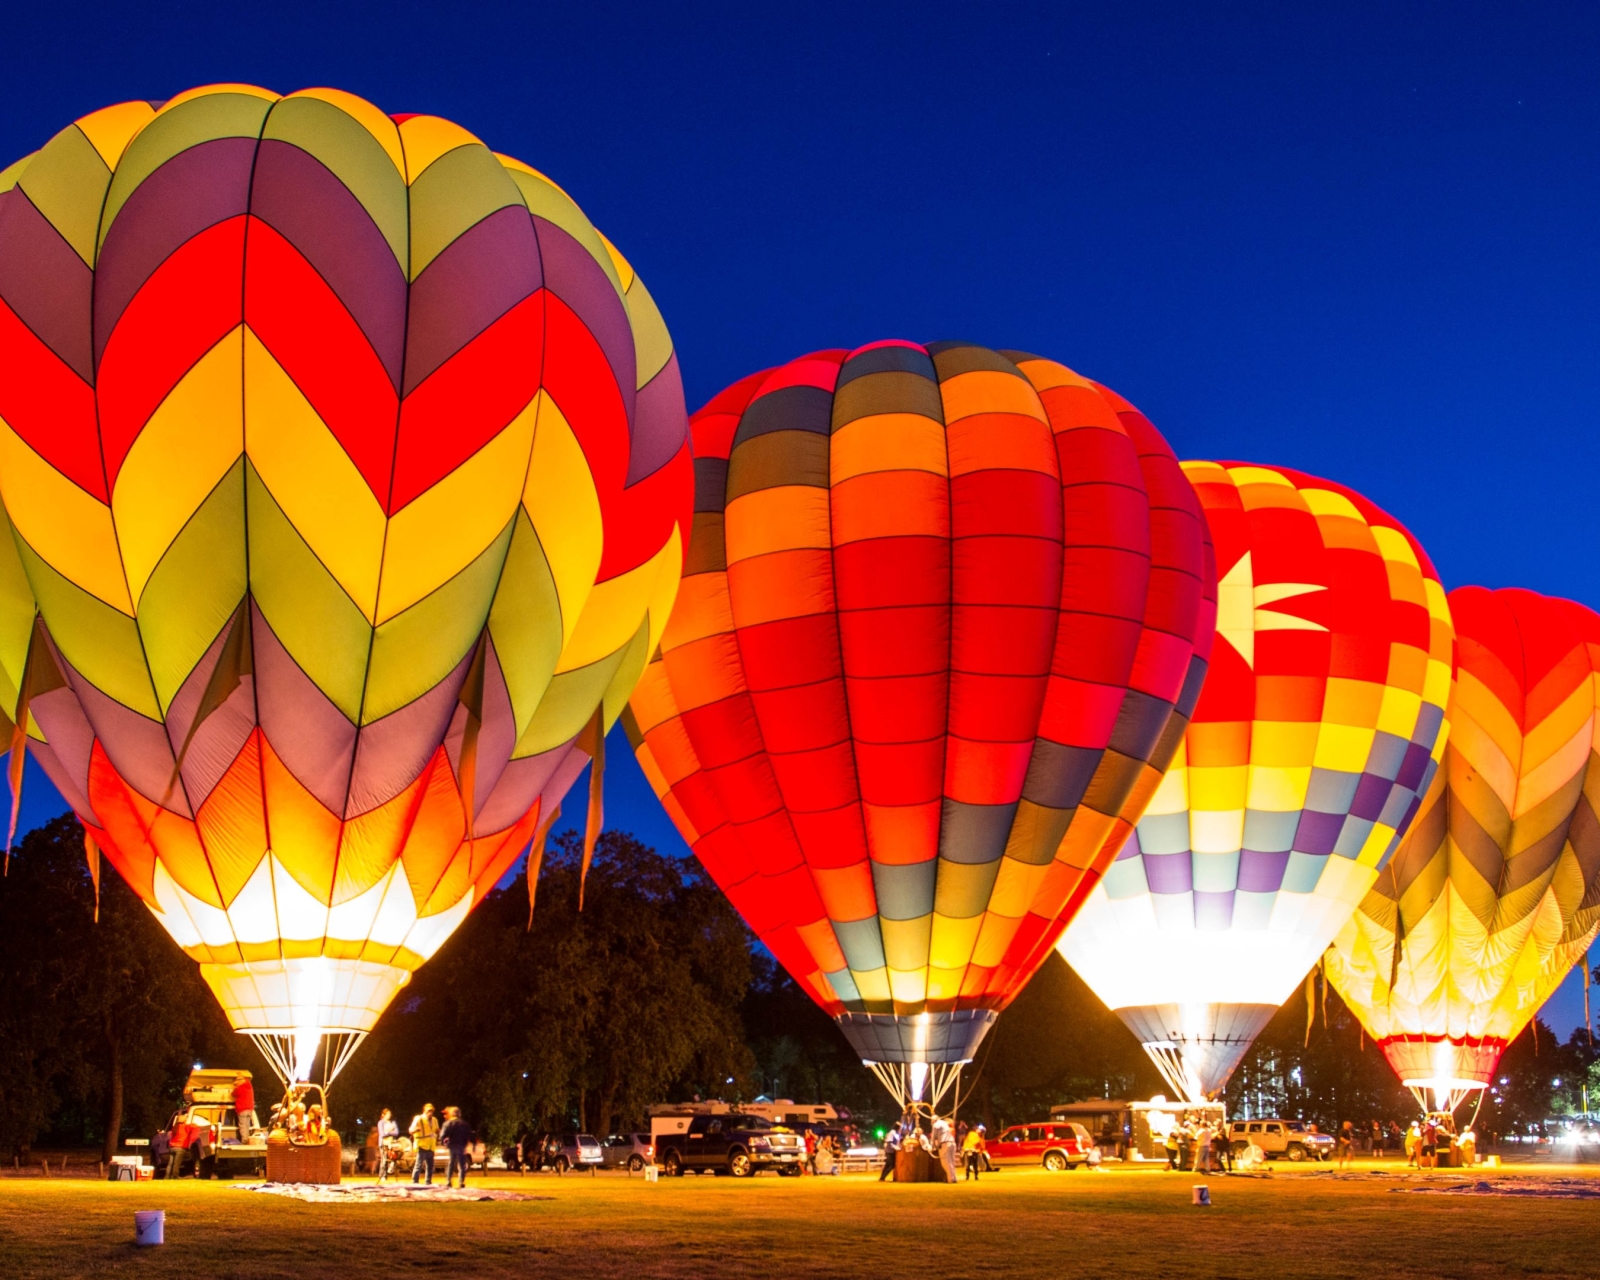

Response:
(1058, 463), (1453, 1101)
(624, 341), (1215, 1109)
(1325, 587), (1600, 1113)
(0, 86), (690, 1088)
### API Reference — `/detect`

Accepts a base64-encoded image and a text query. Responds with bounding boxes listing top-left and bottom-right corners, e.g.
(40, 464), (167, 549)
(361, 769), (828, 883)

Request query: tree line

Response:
(2, 814), (1593, 1157)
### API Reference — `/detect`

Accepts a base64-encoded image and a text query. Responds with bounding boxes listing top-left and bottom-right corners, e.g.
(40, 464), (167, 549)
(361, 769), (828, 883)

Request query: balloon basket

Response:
(266, 1132), (343, 1185)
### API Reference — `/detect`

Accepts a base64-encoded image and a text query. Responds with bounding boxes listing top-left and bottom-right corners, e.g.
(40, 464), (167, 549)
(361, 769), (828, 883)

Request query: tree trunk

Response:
(102, 1009), (124, 1166)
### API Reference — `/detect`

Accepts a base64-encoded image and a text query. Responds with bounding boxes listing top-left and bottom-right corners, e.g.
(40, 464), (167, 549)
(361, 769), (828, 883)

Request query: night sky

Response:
(3, 1), (1597, 1032)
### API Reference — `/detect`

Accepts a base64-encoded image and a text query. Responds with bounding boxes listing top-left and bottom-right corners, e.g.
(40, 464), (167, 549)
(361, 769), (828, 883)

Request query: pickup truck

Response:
(653, 1113), (806, 1178)
(163, 1069), (269, 1177)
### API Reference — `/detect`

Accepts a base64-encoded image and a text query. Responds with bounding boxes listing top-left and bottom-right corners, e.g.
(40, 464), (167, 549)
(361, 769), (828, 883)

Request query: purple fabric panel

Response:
(348, 647), (473, 818)
(1142, 851), (1193, 894)
(26, 738), (94, 820)
(25, 687), (96, 814)
(0, 188), (95, 381)
(251, 604), (356, 815)
(248, 139), (409, 390)
(625, 352), (688, 485)
(93, 137), (258, 367)
(470, 752), (551, 838)
(1193, 890), (1235, 931)
(1349, 771), (1390, 822)
(534, 216), (635, 425)
(1396, 740), (1431, 793)
(1117, 827), (1145, 862)
(58, 654), (187, 818)
(440, 641), (517, 820)
(401, 205), (541, 396)
(1293, 808), (1344, 856)
(1237, 848), (1289, 894)
(163, 620), (258, 812)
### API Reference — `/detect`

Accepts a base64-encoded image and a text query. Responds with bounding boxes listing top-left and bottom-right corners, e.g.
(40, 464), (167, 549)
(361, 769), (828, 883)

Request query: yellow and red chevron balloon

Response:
(1060, 463), (1454, 1098)
(0, 86), (690, 1055)
(1326, 587), (1600, 1106)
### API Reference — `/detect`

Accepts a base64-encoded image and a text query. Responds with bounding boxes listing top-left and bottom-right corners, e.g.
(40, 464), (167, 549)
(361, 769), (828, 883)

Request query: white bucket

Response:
(644, 1164), (659, 1183)
(134, 1210), (165, 1245)
(1192, 1185), (1211, 1206)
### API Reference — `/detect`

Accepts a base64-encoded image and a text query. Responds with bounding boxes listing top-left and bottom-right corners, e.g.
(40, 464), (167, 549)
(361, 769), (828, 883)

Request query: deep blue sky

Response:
(3, 1), (1597, 1032)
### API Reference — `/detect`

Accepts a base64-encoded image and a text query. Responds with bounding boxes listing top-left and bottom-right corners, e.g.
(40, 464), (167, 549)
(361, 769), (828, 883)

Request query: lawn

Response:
(2, 1160), (1595, 1279)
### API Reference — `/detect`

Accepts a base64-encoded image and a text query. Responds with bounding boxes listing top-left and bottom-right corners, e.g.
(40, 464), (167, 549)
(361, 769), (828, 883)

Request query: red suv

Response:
(987, 1122), (1094, 1170)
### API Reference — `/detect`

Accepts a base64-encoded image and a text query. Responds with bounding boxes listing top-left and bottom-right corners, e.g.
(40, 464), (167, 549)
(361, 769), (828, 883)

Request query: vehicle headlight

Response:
(750, 1139), (771, 1151)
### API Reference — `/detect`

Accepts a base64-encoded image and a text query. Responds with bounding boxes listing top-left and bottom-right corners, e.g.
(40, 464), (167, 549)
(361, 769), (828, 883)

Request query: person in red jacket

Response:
(233, 1074), (257, 1143)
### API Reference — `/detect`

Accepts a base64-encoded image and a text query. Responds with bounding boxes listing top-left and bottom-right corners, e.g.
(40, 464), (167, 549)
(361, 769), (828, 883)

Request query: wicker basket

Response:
(266, 1132), (343, 1185)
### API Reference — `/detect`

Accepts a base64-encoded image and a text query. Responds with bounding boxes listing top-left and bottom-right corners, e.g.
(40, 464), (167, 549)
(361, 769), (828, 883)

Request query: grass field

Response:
(3, 1160), (1596, 1279)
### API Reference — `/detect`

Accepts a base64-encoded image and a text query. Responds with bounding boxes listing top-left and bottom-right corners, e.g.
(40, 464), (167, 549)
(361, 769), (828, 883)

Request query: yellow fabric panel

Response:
(486, 510), (563, 742)
(725, 486), (831, 563)
(829, 412), (947, 482)
(0, 503), (35, 719)
(378, 396), (536, 624)
(1245, 764), (1311, 812)
(285, 87), (406, 178)
(1298, 486), (1365, 521)
(155, 83), (279, 117)
(0, 416), (131, 615)
(397, 114), (483, 181)
(1375, 684), (1424, 740)
(1322, 677), (1383, 728)
(938, 369), (1045, 423)
(928, 912), (983, 971)
(1371, 523), (1421, 570)
(886, 966), (928, 1009)
(1186, 763), (1248, 810)
(555, 530), (679, 675)
(73, 100), (157, 171)
(1247, 720), (1319, 766)
(1313, 721), (1377, 772)
(523, 390), (602, 652)
(1228, 465), (1301, 492)
(243, 330), (386, 621)
(114, 327), (244, 607)
(641, 522), (683, 658)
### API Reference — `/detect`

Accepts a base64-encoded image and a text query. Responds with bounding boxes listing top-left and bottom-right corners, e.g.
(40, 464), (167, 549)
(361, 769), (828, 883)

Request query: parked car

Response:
(653, 1113), (805, 1178)
(986, 1122), (1094, 1171)
(1228, 1119), (1335, 1162)
(603, 1132), (654, 1172)
(548, 1133), (604, 1172)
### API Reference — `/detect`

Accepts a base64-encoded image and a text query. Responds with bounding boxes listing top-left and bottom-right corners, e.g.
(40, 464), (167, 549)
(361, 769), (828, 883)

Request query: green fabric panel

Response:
(0, 504), (38, 718)
(407, 144), (523, 280)
(245, 462), (370, 722)
(878, 914), (933, 974)
(136, 460), (247, 714)
(485, 509), (562, 742)
(514, 647), (627, 758)
(14, 533), (158, 720)
(261, 96), (407, 270)
(932, 858), (1003, 919)
(599, 617), (650, 730)
(502, 168), (623, 296)
(99, 93), (275, 251)
(625, 273), (674, 387)
(364, 518), (513, 723)
(16, 125), (111, 265)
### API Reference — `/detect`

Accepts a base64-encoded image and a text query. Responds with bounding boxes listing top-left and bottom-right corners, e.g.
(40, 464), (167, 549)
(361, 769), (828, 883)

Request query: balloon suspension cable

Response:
(247, 1031), (368, 1093)
(1143, 1041), (1205, 1105)
(866, 1061), (965, 1120)
(1407, 1083), (1480, 1116)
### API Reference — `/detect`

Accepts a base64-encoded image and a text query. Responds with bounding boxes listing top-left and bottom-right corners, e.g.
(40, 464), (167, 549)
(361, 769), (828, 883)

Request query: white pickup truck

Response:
(163, 1069), (269, 1177)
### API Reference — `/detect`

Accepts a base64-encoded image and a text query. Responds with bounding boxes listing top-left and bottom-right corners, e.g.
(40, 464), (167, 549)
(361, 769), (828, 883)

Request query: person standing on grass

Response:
(1337, 1121), (1355, 1169)
(1370, 1119), (1384, 1158)
(879, 1125), (902, 1181)
(375, 1109), (400, 1182)
(803, 1127), (818, 1175)
(962, 1124), (985, 1181)
(1211, 1127), (1232, 1174)
(410, 1103), (439, 1184)
(1193, 1120), (1212, 1174)
(1164, 1123), (1179, 1170)
(441, 1107), (474, 1187)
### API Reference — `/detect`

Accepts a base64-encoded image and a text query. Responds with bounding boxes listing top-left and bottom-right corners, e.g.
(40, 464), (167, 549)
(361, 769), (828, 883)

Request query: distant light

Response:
(726, 1077), (734, 1084)
(1554, 1079), (1562, 1087)
(193, 1062), (202, 1070)
(522, 1073), (529, 1079)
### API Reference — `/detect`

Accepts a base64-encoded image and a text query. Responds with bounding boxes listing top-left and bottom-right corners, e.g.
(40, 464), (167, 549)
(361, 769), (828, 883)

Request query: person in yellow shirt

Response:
(962, 1124), (986, 1181)
(410, 1104), (440, 1185)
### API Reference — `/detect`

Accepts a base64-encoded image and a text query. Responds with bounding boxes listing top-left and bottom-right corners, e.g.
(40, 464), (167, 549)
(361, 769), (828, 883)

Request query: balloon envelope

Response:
(626, 342), (1215, 1069)
(1325, 587), (1600, 1107)
(0, 86), (690, 1066)
(1059, 462), (1453, 1098)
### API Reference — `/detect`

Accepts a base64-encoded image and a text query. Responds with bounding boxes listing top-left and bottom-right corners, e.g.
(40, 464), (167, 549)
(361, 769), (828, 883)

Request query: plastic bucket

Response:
(134, 1210), (165, 1246)
(1192, 1185), (1211, 1206)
